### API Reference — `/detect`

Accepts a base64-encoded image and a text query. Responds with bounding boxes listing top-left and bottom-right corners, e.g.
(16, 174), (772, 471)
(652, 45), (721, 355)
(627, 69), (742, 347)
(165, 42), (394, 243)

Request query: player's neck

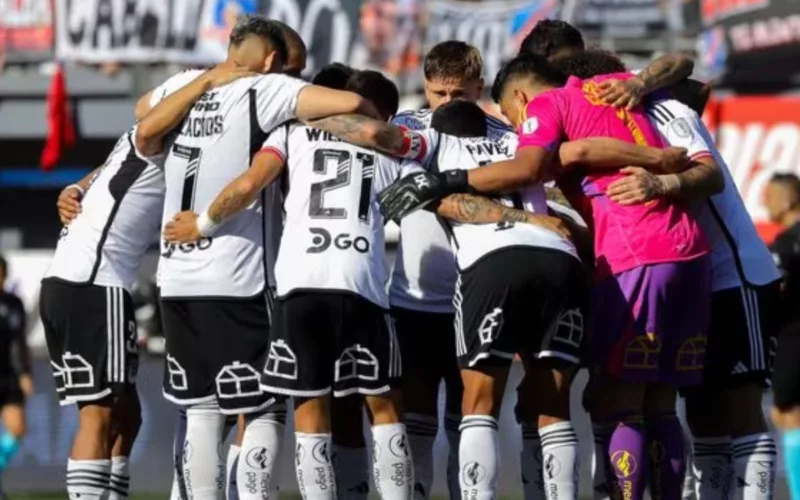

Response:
(782, 210), (800, 229)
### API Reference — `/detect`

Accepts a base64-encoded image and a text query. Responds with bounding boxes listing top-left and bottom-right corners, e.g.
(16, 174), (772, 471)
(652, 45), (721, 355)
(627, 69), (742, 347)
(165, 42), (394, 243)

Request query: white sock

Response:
(332, 444), (369, 500)
(732, 433), (777, 500)
(459, 415), (499, 500)
(184, 402), (227, 500)
(295, 433), (336, 500)
(406, 413), (437, 500)
(683, 434), (696, 500)
(692, 437), (732, 500)
(444, 412), (461, 500)
(591, 424), (610, 500)
(372, 423), (414, 500)
(171, 408), (188, 500)
(539, 421), (579, 500)
(67, 458), (111, 500)
(227, 445), (241, 500)
(237, 409), (286, 500)
(109, 456), (130, 500)
(521, 423), (545, 500)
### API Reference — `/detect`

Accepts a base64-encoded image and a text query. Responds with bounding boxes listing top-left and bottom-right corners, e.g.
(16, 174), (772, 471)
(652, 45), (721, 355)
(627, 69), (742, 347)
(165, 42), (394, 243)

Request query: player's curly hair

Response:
(431, 100), (488, 138)
(424, 41), (483, 82)
(518, 20), (585, 59)
(491, 54), (567, 103)
(229, 15), (288, 65)
(549, 49), (627, 79)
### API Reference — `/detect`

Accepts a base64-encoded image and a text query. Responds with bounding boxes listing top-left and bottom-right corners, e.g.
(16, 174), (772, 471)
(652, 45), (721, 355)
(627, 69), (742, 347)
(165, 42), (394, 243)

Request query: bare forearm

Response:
(670, 160), (724, 201)
(207, 180), (260, 224)
(308, 114), (407, 156)
(136, 75), (211, 155)
(561, 138), (663, 170)
(436, 193), (565, 235)
(637, 53), (694, 93)
(466, 160), (537, 194)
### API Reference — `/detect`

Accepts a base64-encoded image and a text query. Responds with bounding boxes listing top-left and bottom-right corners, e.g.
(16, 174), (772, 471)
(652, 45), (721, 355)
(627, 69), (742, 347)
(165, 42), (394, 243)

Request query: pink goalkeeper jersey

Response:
(518, 74), (709, 278)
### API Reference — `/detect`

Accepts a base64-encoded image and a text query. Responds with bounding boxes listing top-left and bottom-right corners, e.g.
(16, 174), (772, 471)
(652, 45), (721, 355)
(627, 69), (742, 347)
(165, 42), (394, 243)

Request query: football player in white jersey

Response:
(42, 66), (209, 500)
(135, 16), (384, 500)
(394, 99), (588, 500)
(388, 41), (518, 500)
(595, 88), (781, 500)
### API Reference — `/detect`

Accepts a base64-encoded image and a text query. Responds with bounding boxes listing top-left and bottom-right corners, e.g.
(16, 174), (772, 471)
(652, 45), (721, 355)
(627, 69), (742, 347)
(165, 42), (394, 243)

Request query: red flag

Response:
(40, 63), (76, 170)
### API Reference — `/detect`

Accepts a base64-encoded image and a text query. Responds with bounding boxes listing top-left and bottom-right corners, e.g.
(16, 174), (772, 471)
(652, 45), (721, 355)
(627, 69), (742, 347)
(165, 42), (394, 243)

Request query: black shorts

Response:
(454, 247), (588, 370)
(160, 294), (275, 415)
(682, 281), (782, 395)
(773, 320), (800, 409)
(0, 375), (24, 407)
(391, 307), (462, 413)
(262, 291), (401, 398)
(40, 279), (139, 405)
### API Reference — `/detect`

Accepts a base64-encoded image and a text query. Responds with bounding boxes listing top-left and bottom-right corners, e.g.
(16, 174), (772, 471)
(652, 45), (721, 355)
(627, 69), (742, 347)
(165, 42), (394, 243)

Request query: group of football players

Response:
(38, 12), (800, 500)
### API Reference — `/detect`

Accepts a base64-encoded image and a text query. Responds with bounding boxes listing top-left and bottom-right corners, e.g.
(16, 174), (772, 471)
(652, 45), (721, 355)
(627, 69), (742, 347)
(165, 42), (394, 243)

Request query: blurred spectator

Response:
(767, 173), (800, 320)
(358, 0), (422, 78)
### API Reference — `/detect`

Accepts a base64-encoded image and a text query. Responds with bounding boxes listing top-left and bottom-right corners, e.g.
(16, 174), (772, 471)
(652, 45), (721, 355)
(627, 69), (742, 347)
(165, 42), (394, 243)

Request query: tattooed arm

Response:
(162, 148), (286, 243)
(636, 53), (695, 93)
(307, 114), (411, 157)
(434, 193), (573, 241)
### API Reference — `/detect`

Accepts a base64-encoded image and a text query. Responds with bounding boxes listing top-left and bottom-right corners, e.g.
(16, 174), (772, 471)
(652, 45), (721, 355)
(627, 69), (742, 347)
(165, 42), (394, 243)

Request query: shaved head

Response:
(275, 21), (307, 77)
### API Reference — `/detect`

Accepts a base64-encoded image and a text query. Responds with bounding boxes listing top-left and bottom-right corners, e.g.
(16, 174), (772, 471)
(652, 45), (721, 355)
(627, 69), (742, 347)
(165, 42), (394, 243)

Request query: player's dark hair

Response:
(518, 19), (585, 59)
(423, 41), (483, 82)
(274, 21), (307, 76)
(229, 15), (289, 65)
(312, 63), (356, 89)
(431, 100), (488, 138)
(549, 49), (627, 79)
(771, 173), (800, 200)
(0, 255), (6, 277)
(345, 70), (400, 121)
(491, 54), (567, 103)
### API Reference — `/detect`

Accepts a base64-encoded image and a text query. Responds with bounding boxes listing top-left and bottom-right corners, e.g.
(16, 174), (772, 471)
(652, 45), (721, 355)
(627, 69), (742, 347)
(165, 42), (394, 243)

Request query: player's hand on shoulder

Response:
(57, 185), (84, 225)
(163, 211), (201, 244)
(204, 65), (258, 89)
(656, 146), (689, 173)
(597, 77), (645, 110)
(18, 374), (33, 397)
(378, 170), (470, 221)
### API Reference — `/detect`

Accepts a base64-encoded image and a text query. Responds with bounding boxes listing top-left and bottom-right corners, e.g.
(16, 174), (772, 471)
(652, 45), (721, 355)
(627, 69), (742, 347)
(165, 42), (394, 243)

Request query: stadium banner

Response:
(424, 0), (559, 83)
(703, 96), (800, 221)
(0, 0), (54, 61)
(697, 0), (800, 86)
(566, 0), (670, 38)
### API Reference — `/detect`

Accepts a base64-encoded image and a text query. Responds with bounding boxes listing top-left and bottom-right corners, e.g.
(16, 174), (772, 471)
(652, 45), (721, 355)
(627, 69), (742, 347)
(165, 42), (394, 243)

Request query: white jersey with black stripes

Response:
(153, 74), (309, 299)
(45, 70), (204, 291)
(407, 129), (579, 270)
(389, 108), (519, 312)
(646, 98), (780, 291)
(263, 123), (419, 308)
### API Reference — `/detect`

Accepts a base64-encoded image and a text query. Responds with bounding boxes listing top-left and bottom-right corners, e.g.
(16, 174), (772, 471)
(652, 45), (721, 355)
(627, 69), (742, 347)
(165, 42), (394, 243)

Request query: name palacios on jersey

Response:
(179, 92), (224, 138)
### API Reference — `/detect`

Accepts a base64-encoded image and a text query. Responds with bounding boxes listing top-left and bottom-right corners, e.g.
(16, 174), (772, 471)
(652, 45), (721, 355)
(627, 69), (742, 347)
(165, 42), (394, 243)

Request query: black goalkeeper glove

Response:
(378, 170), (470, 221)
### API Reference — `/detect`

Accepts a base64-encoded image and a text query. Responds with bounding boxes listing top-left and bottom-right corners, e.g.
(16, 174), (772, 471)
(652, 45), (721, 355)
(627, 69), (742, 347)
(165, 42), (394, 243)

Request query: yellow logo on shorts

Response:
(676, 335), (707, 371)
(622, 333), (661, 369)
(611, 450), (638, 479)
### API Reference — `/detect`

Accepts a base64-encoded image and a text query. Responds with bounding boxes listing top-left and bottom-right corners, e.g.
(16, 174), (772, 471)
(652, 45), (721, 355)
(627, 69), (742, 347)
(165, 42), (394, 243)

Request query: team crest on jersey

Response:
(669, 118), (694, 139)
(521, 117), (538, 135)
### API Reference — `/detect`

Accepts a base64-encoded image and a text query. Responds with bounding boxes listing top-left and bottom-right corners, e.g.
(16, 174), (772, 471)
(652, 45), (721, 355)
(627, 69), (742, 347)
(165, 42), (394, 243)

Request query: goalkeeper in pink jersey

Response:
(378, 53), (714, 500)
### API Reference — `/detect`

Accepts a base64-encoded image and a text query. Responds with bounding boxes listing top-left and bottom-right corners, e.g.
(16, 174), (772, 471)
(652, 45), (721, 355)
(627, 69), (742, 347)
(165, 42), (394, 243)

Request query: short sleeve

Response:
(649, 100), (713, 161)
(391, 111), (430, 131)
(400, 127), (439, 165)
(517, 94), (565, 152)
(254, 74), (311, 132)
(259, 124), (290, 163)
